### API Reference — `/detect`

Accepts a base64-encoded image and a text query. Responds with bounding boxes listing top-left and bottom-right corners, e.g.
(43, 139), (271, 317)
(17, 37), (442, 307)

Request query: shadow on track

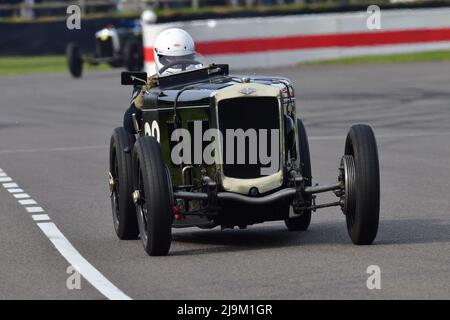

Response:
(170, 221), (347, 256)
(170, 218), (450, 256)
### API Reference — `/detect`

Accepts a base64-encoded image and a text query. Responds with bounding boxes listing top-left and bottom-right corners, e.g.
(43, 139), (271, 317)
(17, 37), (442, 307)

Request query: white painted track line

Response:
(3, 183), (18, 188)
(18, 199), (37, 205)
(13, 193), (30, 199)
(25, 207), (44, 213)
(32, 214), (50, 221)
(37, 222), (131, 300)
(0, 168), (132, 300)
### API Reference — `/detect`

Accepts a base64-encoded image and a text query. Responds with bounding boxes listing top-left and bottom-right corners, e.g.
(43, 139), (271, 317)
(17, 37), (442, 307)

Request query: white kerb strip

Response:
(37, 222), (131, 300)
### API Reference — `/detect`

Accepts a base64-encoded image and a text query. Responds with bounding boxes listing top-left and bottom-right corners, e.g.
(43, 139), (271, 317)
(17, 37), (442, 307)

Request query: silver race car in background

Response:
(67, 20), (144, 78)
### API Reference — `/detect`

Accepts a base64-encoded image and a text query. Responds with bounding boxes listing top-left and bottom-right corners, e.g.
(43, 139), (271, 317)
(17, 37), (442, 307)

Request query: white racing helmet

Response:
(154, 28), (200, 76)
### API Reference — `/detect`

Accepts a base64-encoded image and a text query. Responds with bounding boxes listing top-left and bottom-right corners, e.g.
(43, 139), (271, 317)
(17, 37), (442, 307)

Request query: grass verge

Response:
(299, 50), (450, 66)
(2, 50), (450, 76)
(0, 55), (111, 76)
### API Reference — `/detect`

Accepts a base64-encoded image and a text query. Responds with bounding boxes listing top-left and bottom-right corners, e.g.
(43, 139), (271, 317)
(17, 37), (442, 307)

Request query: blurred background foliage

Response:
(0, 0), (449, 22)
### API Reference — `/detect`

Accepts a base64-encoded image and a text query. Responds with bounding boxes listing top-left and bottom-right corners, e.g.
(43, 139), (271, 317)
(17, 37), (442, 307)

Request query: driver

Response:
(123, 28), (200, 134)
(154, 28), (198, 76)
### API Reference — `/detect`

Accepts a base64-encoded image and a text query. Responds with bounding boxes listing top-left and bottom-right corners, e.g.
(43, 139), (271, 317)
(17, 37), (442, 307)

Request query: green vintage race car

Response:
(109, 63), (380, 256)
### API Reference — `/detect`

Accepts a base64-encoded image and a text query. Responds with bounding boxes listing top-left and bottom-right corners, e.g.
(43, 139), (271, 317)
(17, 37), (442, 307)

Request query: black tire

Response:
(344, 124), (380, 245)
(133, 136), (173, 256)
(66, 42), (83, 78)
(109, 127), (138, 239)
(124, 40), (143, 71)
(285, 118), (312, 231)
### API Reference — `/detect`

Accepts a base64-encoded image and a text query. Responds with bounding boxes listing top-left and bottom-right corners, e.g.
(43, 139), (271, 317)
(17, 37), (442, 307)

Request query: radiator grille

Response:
(218, 97), (280, 179)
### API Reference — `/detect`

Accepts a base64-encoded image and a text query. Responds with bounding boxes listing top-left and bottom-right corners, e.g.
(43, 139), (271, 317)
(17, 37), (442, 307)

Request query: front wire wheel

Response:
(342, 124), (380, 245)
(109, 127), (138, 239)
(133, 136), (173, 256)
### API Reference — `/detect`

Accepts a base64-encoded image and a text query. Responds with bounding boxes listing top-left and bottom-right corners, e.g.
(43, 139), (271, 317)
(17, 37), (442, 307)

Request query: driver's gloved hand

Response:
(123, 103), (141, 135)
(124, 76), (158, 134)
(133, 75), (158, 109)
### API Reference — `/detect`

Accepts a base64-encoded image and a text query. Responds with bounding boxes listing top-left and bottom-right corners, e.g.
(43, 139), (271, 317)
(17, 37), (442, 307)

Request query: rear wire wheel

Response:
(109, 127), (138, 239)
(343, 124), (380, 245)
(133, 136), (173, 256)
(66, 42), (83, 78)
(285, 118), (312, 231)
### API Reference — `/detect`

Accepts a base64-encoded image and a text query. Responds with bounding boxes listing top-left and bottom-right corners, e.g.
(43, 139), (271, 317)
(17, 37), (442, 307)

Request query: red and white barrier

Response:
(142, 8), (450, 73)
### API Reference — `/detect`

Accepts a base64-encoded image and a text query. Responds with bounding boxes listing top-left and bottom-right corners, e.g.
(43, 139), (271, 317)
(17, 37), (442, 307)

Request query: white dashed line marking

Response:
(3, 183), (18, 188)
(32, 214), (50, 221)
(25, 207), (44, 213)
(13, 193), (30, 199)
(0, 167), (132, 300)
(18, 199), (37, 205)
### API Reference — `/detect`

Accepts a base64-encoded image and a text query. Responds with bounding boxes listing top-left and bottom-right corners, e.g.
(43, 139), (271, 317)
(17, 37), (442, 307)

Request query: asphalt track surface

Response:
(0, 62), (449, 300)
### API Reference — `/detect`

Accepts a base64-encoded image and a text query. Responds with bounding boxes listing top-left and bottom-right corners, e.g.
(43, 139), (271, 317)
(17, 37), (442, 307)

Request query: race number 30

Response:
(144, 120), (160, 142)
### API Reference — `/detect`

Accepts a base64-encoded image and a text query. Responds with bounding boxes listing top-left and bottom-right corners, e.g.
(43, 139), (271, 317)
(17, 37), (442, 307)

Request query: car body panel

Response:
(137, 66), (298, 194)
